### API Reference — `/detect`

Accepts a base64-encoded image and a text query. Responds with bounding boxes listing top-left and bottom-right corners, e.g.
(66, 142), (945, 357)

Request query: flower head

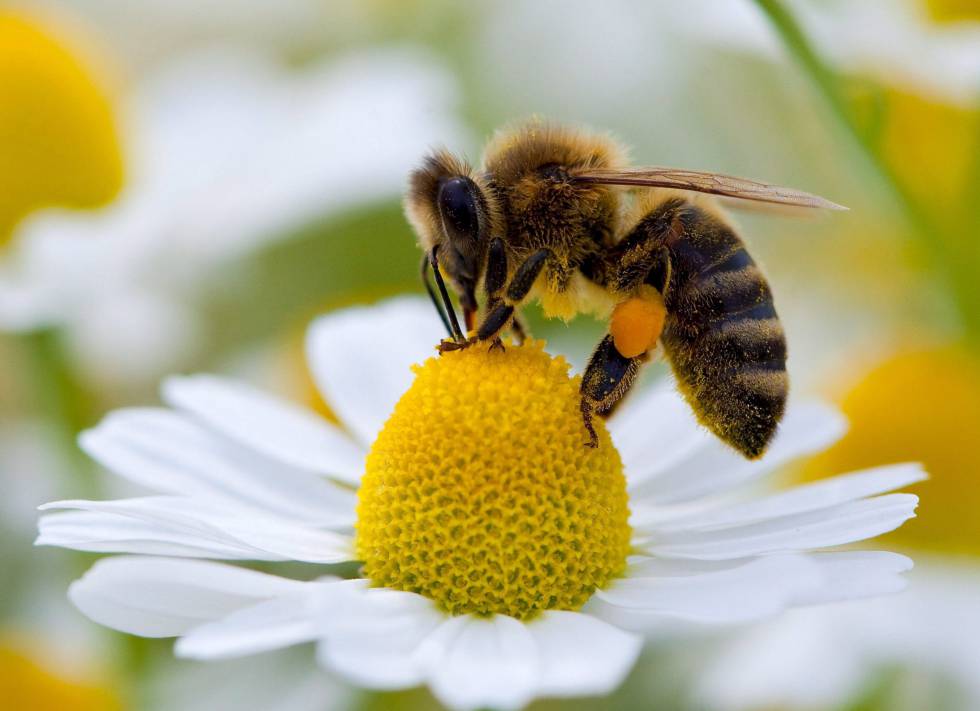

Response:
(38, 298), (923, 710)
(0, 640), (121, 711)
(0, 9), (122, 243)
(358, 342), (631, 619)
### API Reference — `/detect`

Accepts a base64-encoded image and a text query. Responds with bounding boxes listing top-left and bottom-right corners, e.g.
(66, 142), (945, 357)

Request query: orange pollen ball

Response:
(610, 288), (666, 359)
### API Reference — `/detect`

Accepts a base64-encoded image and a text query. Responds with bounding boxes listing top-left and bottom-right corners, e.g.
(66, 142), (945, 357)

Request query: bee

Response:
(405, 120), (843, 459)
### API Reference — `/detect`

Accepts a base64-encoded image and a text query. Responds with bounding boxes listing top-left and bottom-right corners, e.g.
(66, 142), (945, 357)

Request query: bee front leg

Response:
(441, 248), (549, 353)
(580, 335), (643, 447)
(509, 312), (528, 345)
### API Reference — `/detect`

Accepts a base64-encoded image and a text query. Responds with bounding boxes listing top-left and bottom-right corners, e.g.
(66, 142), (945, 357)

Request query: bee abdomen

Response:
(663, 242), (788, 459)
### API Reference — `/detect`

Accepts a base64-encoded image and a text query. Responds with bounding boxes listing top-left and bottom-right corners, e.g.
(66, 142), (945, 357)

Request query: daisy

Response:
(0, 34), (465, 383)
(38, 298), (922, 710)
(661, 0), (980, 105)
(696, 345), (980, 711)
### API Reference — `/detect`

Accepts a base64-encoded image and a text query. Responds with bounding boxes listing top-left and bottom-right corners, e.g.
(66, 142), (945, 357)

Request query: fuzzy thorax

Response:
(355, 341), (631, 620)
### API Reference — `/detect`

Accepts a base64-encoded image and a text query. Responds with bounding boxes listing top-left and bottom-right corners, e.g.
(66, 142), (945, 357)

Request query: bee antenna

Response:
(424, 247), (465, 343)
(420, 252), (453, 336)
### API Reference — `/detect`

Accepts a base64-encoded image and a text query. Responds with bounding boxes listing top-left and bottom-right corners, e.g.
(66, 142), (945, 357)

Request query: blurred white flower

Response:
(146, 649), (354, 711)
(38, 298), (921, 711)
(0, 46), (467, 383)
(666, 0), (980, 105)
(698, 559), (980, 710)
(44, 0), (390, 75)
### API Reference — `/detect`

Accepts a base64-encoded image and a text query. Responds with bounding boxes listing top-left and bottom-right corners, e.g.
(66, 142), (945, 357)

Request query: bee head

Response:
(405, 150), (500, 312)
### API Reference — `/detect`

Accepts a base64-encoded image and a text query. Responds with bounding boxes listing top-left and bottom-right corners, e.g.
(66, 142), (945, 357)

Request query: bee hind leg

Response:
(580, 335), (643, 447)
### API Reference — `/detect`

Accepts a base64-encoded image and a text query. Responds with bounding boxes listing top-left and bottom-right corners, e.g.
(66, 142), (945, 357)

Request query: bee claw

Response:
(489, 338), (506, 354)
(438, 336), (477, 354)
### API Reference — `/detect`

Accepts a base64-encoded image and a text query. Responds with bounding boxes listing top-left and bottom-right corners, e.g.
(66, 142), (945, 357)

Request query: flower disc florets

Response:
(355, 341), (631, 620)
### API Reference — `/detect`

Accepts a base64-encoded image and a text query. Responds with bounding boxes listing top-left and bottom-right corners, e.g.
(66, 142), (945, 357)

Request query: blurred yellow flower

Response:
(0, 640), (121, 711)
(926, 0), (980, 22)
(0, 10), (123, 244)
(803, 346), (980, 556)
(867, 87), (979, 226)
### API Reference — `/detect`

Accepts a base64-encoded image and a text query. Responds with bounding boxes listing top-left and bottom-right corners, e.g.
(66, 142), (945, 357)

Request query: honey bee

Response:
(405, 121), (843, 459)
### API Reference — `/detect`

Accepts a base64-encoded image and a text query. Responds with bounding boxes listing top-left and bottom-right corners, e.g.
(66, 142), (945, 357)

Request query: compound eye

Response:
(437, 177), (480, 243)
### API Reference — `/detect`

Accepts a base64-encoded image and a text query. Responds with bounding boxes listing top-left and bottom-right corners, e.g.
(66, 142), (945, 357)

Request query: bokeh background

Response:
(1, 0), (978, 709)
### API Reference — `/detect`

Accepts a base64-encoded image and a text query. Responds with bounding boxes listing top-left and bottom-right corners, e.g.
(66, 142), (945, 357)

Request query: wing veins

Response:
(571, 167), (846, 211)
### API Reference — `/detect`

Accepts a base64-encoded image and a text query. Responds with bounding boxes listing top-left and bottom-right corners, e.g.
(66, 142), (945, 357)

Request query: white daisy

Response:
(697, 560), (980, 710)
(0, 44), (465, 383)
(37, 298), (922, 711)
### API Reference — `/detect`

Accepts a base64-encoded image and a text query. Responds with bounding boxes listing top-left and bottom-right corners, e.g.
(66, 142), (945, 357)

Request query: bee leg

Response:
(437, 238), (509, 353)
(484, 237), (509, 352)
(427, 246), (466, 346)
(509, 312), (528, 345)
(580, 335), (642, 447)
(462, 248), (549, 350)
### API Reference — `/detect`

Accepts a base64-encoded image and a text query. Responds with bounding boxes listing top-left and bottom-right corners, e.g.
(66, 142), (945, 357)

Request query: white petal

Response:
(609, 380), (716, 487)
(316, 581), (445, 690)
(629, 401), (847, 505)
(37, 510), (259, 559)
(41, 497), (354, 564)
(81, 408), (356, 527)
(162, 374), (365, 484)
(306, 298), (443, 448)
(593, 555), (823, 626)
(797, 551), (913, 604)
(643, 463), (926, 533)
(415, 615), (539, 711)
(530, 611), (642, 698)
(640, 494), (918, 560)
(177, 590), (328, 659)
(694, 607), (865, 711)
(69, 556), (306, 637)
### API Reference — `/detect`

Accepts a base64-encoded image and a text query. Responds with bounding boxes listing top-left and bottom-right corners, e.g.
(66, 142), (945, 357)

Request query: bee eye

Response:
(437, 177), (481, 242)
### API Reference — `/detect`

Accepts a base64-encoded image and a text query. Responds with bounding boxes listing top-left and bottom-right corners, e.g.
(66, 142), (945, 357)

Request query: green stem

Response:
(753, 0), (980, 343)
(22, 327), (99, 498)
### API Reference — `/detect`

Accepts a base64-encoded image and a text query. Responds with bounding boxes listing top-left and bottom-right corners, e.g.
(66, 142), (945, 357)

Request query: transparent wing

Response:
(572, 166), (846, 210)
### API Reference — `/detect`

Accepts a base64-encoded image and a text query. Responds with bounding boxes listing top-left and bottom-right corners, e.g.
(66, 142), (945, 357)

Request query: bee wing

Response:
(572, 166), (847, 211)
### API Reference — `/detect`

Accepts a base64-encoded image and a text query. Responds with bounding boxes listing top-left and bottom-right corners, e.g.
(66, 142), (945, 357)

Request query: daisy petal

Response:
(609, 380), (713, 485)
(799, 551), (914, 604)
(415, 615), (539, 711)
(592, 555), (823, 626)
(176, 591), (327, 660)
(162, 374), (365, 484)
(642, 463), (926, 533)
(41, 497), (354, 563)
(629, 401), (847, 504)
(37, 510), (260, 559)
(306, 298), (443, 448)
(316, 581), (445, 690)
(81, 408), (356, 527)
(530, 611), (642, 698)
(640, 494), (918, 560)
(69, 556), (306, 637)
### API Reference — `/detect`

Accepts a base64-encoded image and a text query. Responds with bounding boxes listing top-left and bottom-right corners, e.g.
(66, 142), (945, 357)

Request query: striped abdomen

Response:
(660, 208), (787, 458)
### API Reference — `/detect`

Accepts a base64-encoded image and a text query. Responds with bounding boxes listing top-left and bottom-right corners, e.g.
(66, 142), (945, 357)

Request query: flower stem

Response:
(752, 0), (980, 344)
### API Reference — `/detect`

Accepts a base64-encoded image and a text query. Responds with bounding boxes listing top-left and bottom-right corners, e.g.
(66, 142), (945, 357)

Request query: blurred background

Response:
(0, 0), (978, 709)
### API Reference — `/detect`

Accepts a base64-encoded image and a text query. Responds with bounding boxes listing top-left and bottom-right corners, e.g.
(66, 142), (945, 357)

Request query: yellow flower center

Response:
(0, 640), (121, 711)
(925, 0), (980, 22)
(356, 341), (631, 619)
(0, 11), (123, 243)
